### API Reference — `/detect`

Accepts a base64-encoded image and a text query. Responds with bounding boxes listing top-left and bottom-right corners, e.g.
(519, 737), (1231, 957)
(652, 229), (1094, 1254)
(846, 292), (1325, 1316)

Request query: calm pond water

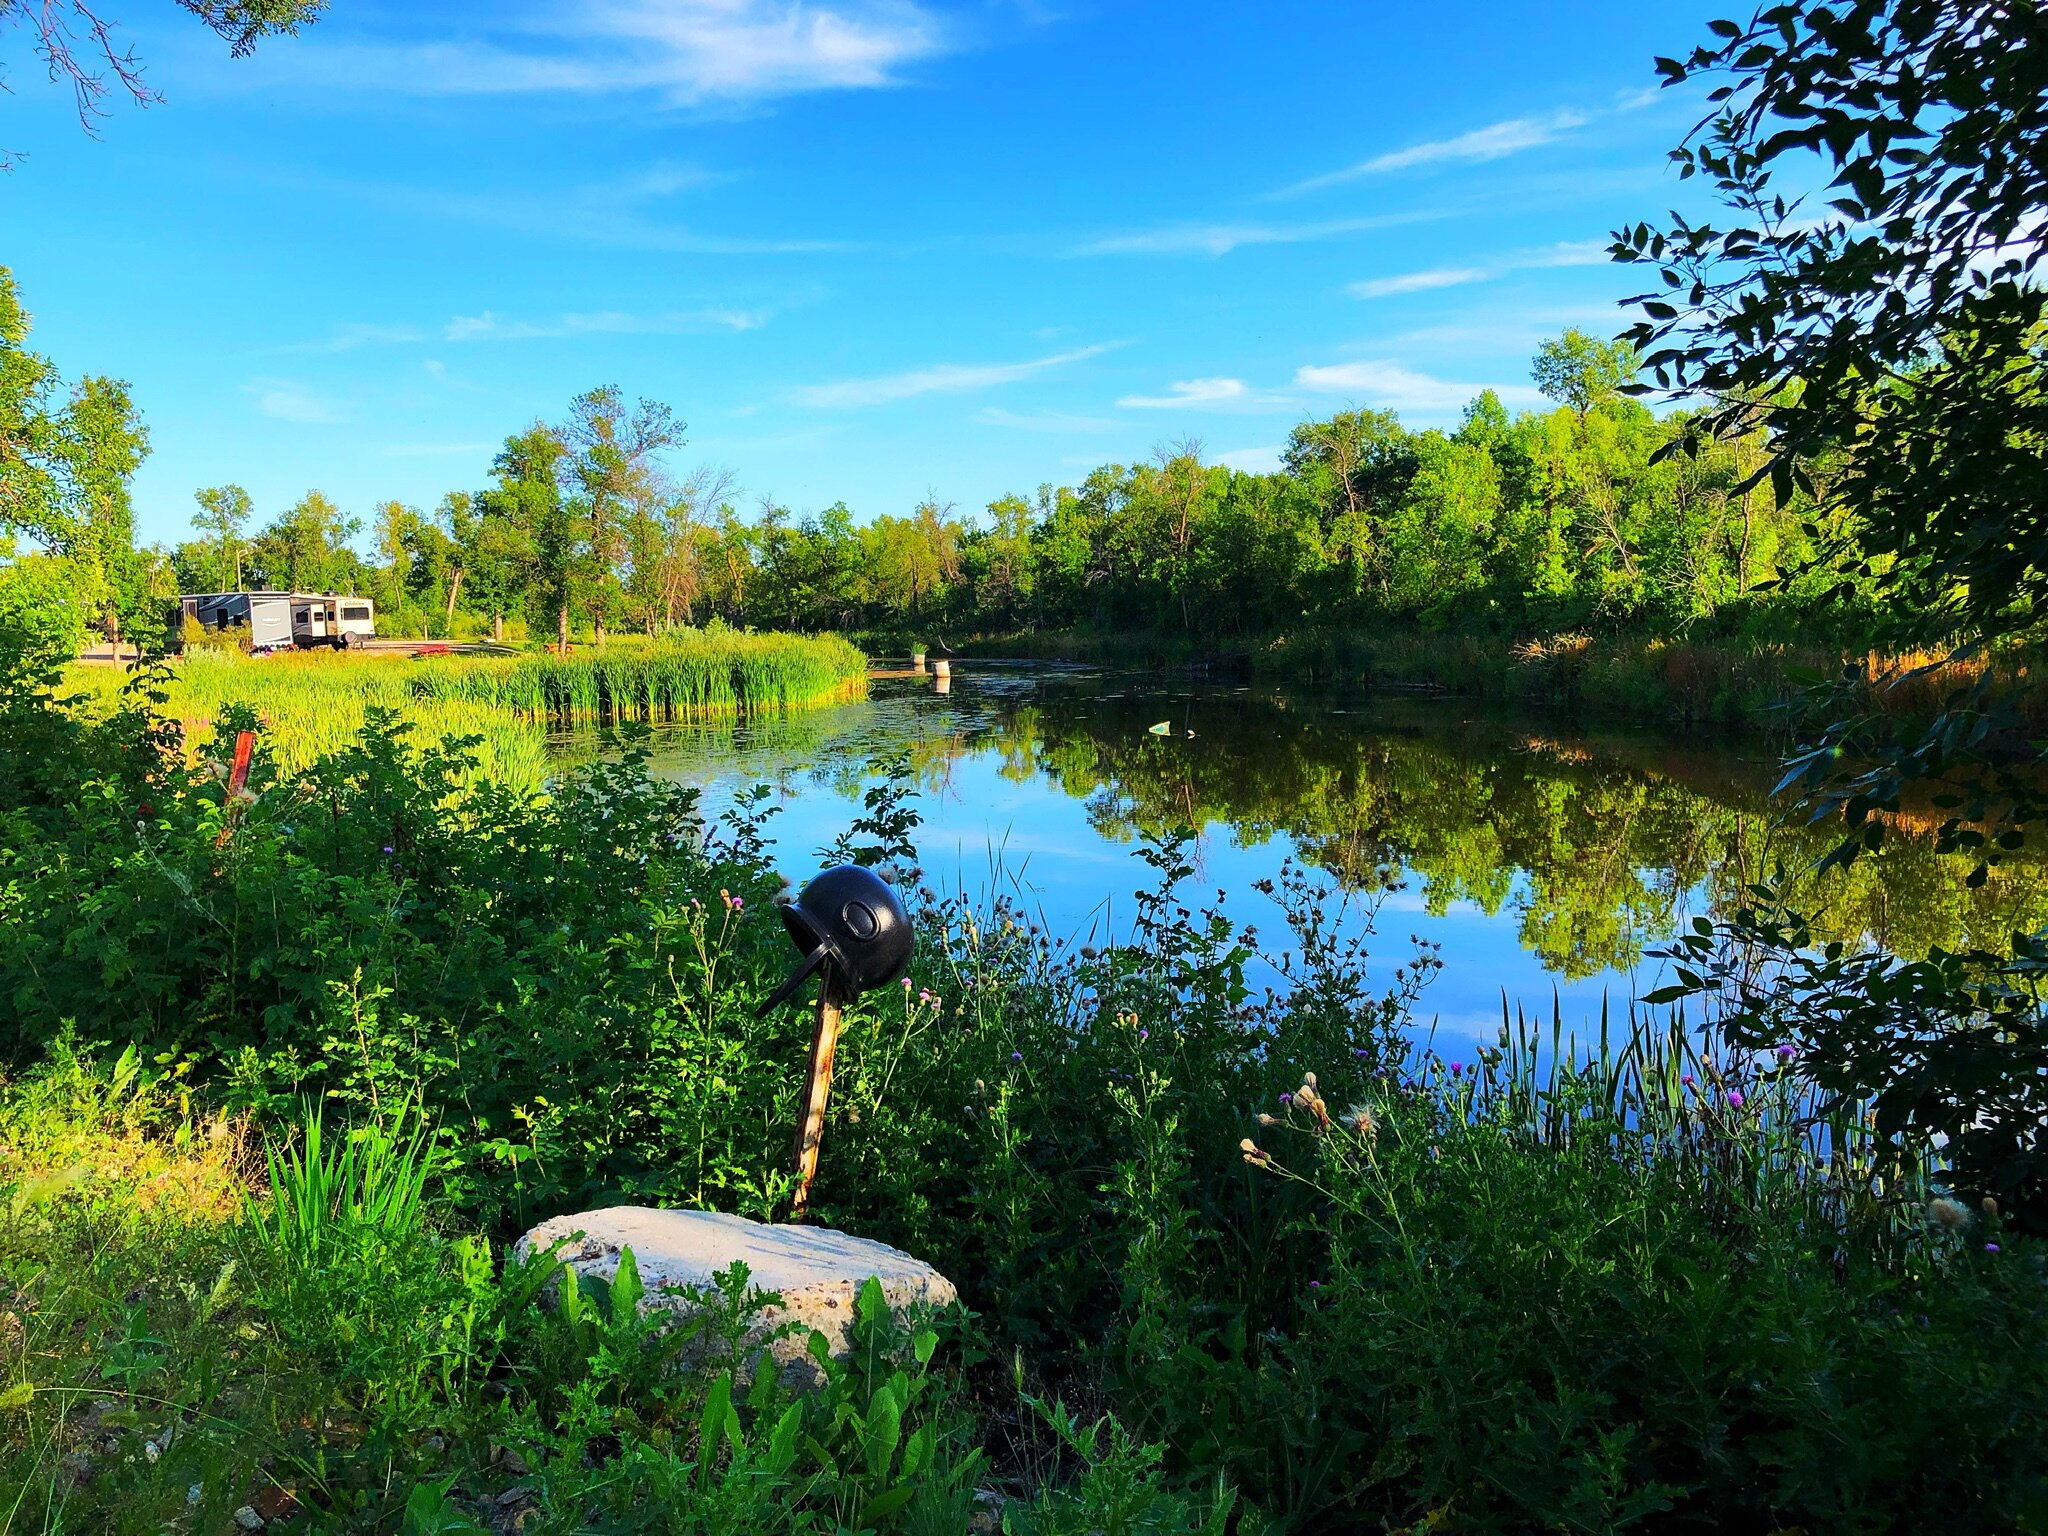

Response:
(561, 665), (2048, 1050)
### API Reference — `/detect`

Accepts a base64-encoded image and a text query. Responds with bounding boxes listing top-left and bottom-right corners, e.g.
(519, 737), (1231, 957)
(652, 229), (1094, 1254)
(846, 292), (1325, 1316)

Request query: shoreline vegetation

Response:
(60, 631), (870, 791)
(3, 662), (2044, 1532)
(907, 625), (2048, 735)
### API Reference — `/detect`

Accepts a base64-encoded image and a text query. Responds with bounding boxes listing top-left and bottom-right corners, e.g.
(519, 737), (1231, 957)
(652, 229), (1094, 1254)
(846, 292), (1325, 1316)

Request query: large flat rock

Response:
(515, 1207), (957, 1377)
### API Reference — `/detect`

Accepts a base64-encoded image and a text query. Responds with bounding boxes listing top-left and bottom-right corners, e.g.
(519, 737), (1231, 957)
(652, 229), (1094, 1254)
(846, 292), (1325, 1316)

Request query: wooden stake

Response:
(789, 981), (845, 1218)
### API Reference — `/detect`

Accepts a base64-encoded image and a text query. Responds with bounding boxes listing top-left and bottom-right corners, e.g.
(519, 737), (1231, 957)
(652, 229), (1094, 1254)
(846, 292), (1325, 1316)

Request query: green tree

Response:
(1531, 329), (1637, 422)
(192, 484), (253, 591)
(482, 425), (572, 652)
(248, 491), (359, 593)
(0, 270), (152, 658)
(1622, 0), (2048, 1227)
(561, 386), (684, 646)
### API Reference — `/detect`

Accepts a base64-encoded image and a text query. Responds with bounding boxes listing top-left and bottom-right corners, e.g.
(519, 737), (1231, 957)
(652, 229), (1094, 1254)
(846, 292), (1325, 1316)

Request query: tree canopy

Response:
(1616, 0), (2048, 639)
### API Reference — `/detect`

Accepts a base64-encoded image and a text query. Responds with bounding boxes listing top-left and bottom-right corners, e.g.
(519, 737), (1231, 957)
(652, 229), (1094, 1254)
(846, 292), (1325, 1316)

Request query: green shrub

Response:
(4, 615), (2045, 1530)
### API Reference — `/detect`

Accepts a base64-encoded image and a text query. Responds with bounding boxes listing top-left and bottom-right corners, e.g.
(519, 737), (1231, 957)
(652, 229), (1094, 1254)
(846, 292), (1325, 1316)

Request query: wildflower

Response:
(919, 989), (933, 1003)
(1279, 1092), (1293, 1106)
(1080, 945), (1099, 960)
(1257, 1113), (1279, 1126)
(1139, 1029), (1149, 1041)
(1927, 1197), (1972, 1232)
(1010, 1051), (1023, 1063)
(1308, 1280), (1321, 1290)
(1340, 1103), (1377, 1140)
(1239, 1137), (1272, 1168)
(1449, 1061), (1463, 1077)
(1775, 1043), (1799, 1063)
(382, 845), (394, 854)
(1680, 1074), (1695, 1089)
(903, 977), (914, 990)
(1354, 1048), (1369, 1058)
(1727, 1090), (1745, 1109)
(1986, 1242), (2001, 1254)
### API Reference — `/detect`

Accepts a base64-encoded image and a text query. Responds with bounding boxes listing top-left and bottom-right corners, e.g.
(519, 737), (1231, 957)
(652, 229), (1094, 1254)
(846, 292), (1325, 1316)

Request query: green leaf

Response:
(859, 1486), (917, 1524)
(901, 1420), (936, 1478)
(697, 1372), (734, 1483)
(764, 1401), (803, 1476)
(863, 1386), (902, 1480)
(610, 1245), (644, 1326)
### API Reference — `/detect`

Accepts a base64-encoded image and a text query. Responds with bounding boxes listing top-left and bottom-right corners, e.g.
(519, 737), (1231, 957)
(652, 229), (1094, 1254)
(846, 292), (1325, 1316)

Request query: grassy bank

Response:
(62, 631), (870, 792)
(4, 658), (2045, 1530)
(915, 626), (2047, 733)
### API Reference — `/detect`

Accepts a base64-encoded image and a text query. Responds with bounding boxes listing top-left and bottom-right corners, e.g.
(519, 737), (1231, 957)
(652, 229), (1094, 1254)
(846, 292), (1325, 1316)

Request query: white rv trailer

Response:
(288, 594), (376, 649)
(178, 592), (295, 651)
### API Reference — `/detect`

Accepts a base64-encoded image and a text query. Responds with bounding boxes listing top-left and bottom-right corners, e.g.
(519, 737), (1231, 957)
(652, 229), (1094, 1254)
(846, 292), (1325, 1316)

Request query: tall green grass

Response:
(62, 631), (869, 793)
(412, 633), (869, 725)
(1462, 995), (1926, 1251)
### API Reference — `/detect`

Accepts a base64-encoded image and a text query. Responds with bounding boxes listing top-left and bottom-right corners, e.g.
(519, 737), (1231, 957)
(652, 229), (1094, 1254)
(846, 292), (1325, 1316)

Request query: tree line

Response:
(4, 257), (1854, 654)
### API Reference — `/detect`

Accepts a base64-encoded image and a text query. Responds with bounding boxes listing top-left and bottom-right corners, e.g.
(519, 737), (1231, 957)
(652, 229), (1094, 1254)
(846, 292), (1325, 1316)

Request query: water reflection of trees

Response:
(632, 684), (2048, 980)
(968, 692), (2048, 980)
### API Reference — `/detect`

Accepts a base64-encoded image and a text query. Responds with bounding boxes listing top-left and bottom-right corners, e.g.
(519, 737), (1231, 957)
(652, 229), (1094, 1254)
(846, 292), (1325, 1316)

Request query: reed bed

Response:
(410, 632), (868, 725)
(1457, 994), (1930, 1254)
(62, 631), (869, 793)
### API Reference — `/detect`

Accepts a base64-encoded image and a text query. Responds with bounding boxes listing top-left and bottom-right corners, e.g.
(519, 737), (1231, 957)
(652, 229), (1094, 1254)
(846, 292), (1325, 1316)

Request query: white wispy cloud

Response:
(244, 379), (344, 423)
(1292, 360), (1544, 414)
(792, 343), (1119, 409)
(1117, 378), (1247, 410)
(253, 0), (948, 106)
(1274, 90), (1664, 200)
(444, 307), (770, 341)
(1348, 266), (1493, 299)
(1074, 210), (1435, 258)
(1348, 240), (1610, 299)
(975, 407), (1121, 433)
(1275, 110), (1588, 198)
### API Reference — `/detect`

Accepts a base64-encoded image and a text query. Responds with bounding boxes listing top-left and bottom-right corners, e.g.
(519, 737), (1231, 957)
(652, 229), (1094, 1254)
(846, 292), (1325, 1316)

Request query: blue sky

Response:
(5, 0), (1726, 550)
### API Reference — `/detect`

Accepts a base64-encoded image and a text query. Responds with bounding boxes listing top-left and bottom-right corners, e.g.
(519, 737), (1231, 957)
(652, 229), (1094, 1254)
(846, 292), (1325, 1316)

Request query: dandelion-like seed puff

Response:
(1927, 1196), (1972, 1232)
(1340, 1103), (1377, 1141)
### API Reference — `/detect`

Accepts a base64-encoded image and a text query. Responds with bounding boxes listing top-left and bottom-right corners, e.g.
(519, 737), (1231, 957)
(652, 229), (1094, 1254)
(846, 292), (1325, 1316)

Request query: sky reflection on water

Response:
(565, 666), (2048, 1049)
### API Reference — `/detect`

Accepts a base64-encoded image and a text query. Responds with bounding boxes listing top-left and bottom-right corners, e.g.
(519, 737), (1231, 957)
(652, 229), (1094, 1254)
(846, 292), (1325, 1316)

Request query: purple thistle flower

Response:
(1449, 1062), (1463, 1077)
(382, 845), (394, 854)
(1010, 1051), (1023, 1062)
(1138, 1028), (1149, 1041)
(1308, 1280), (1321, 1289)
(1986, 1242), (2001, 1253)
(1776, 1043), (1798, 1062)
(1727, 1090), (1745, 1109)
(1279, 1091), (1293, 1106)
(1681, 1074), (1695, 1089)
